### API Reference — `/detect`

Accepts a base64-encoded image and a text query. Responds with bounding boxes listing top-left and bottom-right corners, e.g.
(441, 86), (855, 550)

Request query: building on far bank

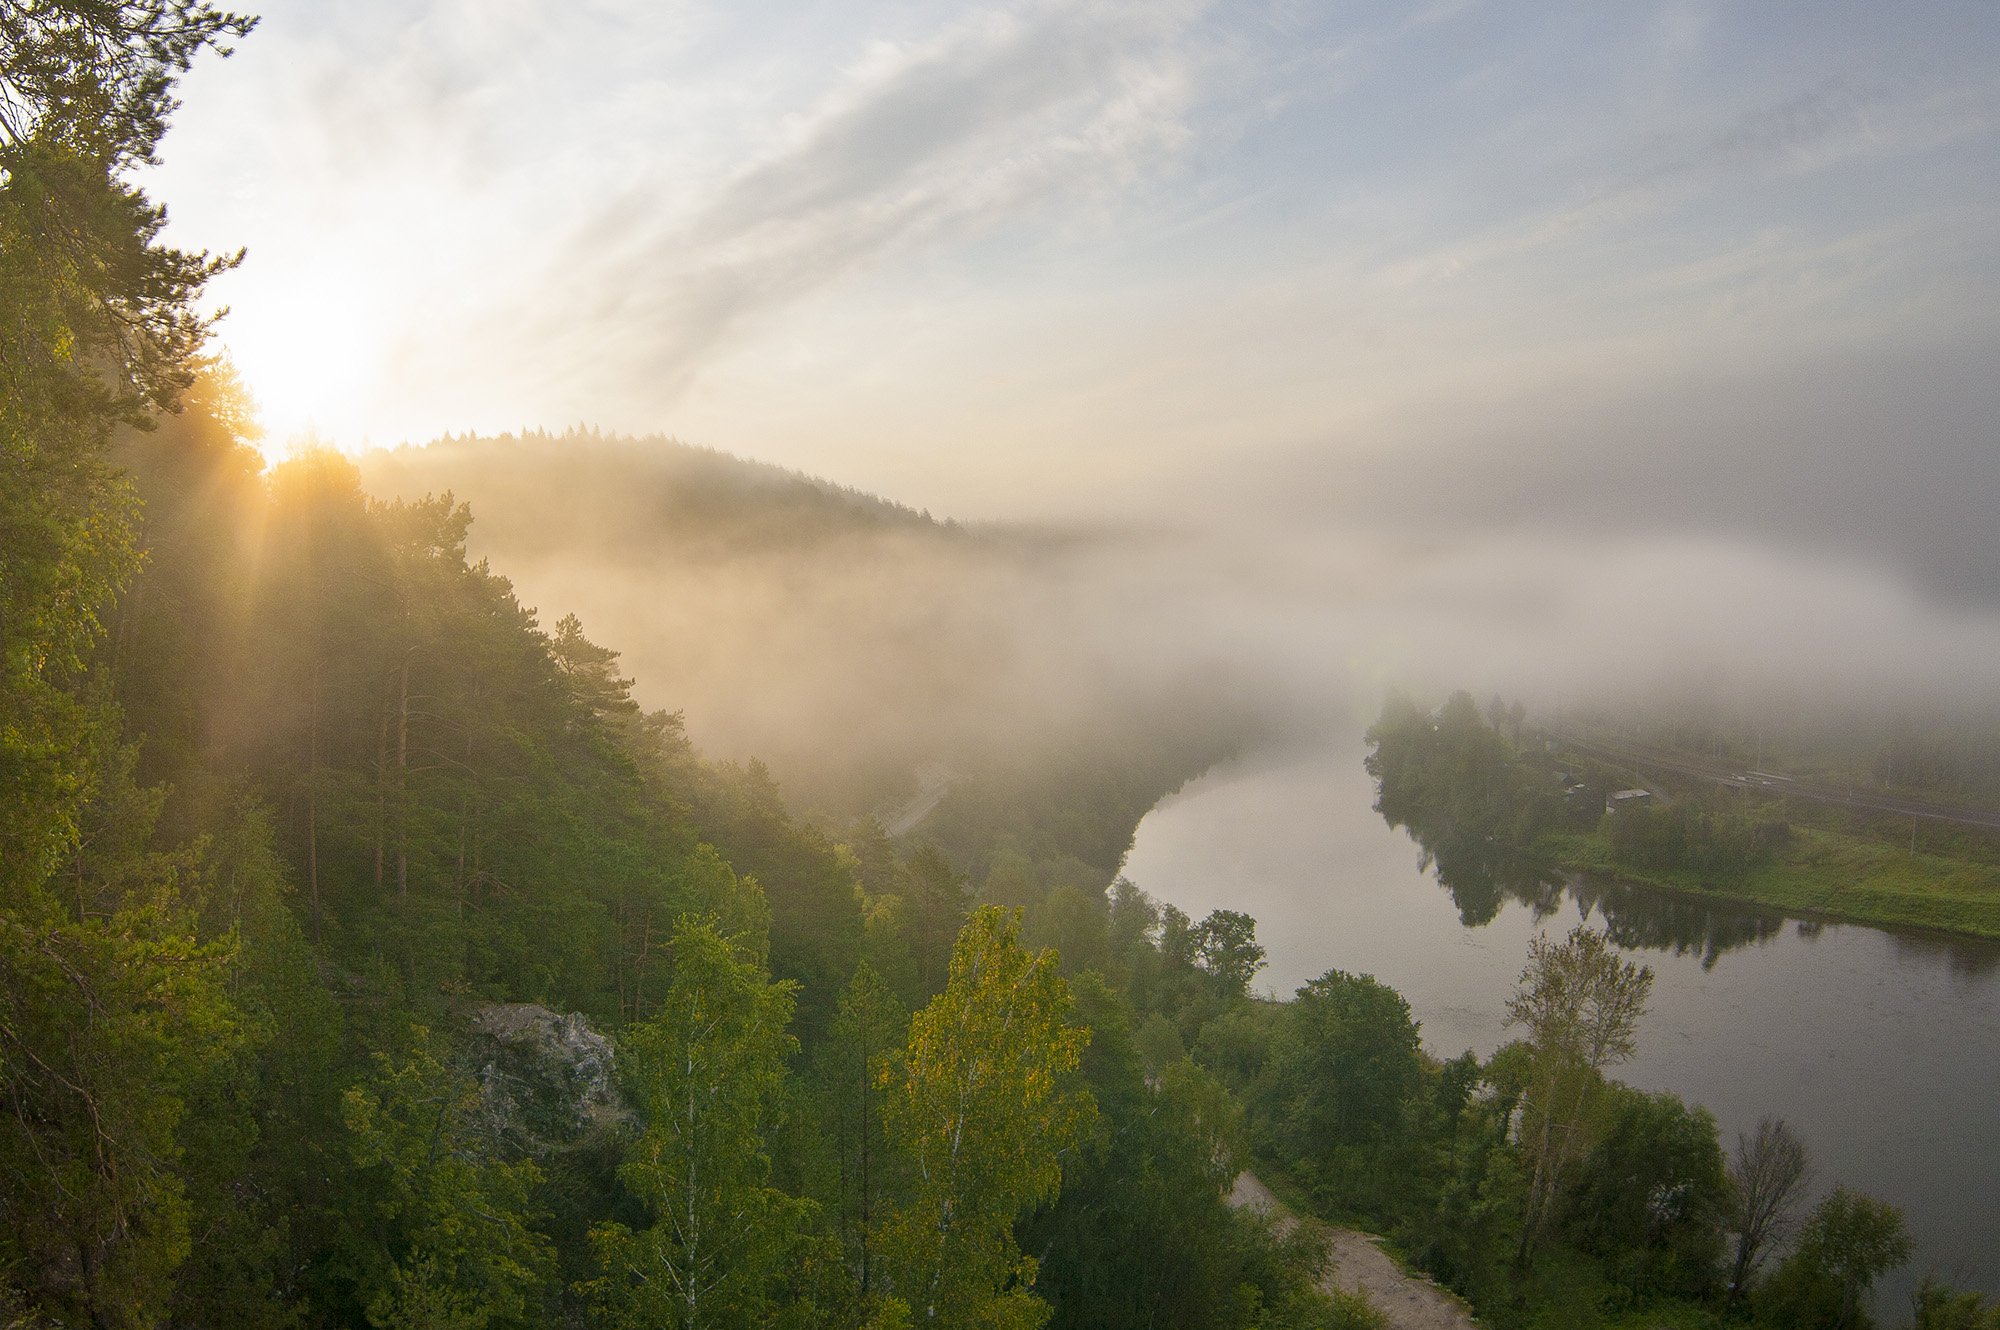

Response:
(1605, 788), (1654, 816)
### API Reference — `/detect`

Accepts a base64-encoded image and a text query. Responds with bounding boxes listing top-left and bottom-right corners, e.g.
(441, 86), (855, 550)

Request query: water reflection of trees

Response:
(1885, 927), (2000, 978)
(1389, 809), (1786, 969)
(1566, 875), (1784, 970)
(1403, 819), (1562, 926)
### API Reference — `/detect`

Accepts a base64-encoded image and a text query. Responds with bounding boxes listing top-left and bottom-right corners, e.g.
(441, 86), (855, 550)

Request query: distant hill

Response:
(363, 431), (947, 560)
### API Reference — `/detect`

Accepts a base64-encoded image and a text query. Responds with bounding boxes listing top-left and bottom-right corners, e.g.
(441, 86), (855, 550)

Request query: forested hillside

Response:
(357, 433), (1251, 821)
(11, 356), (1368, 1324)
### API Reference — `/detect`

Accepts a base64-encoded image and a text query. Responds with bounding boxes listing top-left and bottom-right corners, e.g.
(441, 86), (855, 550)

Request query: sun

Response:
(217, 267), (380, 460)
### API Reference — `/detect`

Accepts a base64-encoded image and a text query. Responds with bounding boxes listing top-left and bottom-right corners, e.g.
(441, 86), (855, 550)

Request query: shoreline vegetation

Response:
(1541, 829), (2000, 943)
(1365, 693), (2000, 944)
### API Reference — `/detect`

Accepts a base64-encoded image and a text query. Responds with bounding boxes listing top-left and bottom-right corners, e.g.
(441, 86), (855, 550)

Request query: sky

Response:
(149, 0), (2000, 705)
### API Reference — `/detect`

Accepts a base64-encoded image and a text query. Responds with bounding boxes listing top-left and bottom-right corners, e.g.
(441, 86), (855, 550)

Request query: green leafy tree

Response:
(1504, 925), (1653, 1266)
(163, 799), (345, 1330)
(1565, 1084), (1730, 1299)
(1754, 1187), (1910, 1330)
(1104, 876), (1159, 996)
(1912, 1280), (2000, 1330)
(1021, 973), (1272, 1330)
(1191, 1001), (1279, 1091)
(1192, 909), (1266, 996)
(1402, 1050), (1526, 1306)
(1158, 903), (1196, 968)
(1, 0), (251, 898)
(1026, 883), (1109, 977)
(880, 906), (1096, 1327)
(586, 913), (805, 1330)
(0, 890), (243, 1324)
(981, 846), (1039, 910)
(1133, 1011), (1186, 1074)
(1265, 970), (1425, 1218)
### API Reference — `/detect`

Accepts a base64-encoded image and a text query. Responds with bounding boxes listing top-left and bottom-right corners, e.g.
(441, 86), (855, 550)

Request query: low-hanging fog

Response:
(358, 414), (2000, 820)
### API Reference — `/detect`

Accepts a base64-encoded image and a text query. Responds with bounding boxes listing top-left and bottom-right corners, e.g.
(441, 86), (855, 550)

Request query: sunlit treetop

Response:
(0, 0), (256, 163)
(0, 0), (256, 416)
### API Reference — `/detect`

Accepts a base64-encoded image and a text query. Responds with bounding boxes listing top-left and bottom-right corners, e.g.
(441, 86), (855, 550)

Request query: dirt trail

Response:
(1229, 1172), (1480, 1330)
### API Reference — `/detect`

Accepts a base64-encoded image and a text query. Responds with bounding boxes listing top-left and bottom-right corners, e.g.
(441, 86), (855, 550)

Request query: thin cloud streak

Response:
(489, 0), (1214, 409)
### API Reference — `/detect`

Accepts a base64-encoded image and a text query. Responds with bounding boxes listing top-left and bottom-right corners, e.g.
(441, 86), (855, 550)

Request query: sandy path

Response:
(1229, 1172), (1480, 1330)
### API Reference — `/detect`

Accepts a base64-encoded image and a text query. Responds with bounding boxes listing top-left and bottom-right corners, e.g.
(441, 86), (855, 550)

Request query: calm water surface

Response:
(1121, 740), (2000, 1304)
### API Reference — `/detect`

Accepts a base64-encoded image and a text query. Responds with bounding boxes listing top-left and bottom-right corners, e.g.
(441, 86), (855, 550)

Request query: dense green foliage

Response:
(584, 915), (804, 1330)
(1754, 1189), (1912, 1330)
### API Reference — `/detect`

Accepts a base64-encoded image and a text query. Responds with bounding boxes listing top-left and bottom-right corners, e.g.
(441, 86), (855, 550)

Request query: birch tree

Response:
(1504, 924), (1652, 1266)
(587, 913), (804, 1330)
(880, 906), (1095, 1328)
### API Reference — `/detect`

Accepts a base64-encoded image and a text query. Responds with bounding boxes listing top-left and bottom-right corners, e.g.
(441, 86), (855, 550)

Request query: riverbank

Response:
(1538, 824), (2000, 940)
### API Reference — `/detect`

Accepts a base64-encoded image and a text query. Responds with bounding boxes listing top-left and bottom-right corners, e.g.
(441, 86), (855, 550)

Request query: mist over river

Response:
(1121, 739), (2000, 1308)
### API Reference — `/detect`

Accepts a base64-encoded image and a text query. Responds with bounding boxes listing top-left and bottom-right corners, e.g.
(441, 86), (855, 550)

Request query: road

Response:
(879, 762), (956, 836)
(1549, 729), (2000, 832)
(1228, 1172), (1479, 1330)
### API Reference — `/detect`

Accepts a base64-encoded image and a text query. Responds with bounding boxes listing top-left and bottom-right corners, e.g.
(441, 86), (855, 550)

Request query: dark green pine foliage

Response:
(808, 963), (910, 1303)
(1025, 977), (1248, 1329)
(897, 839), (971, 1000)
(682, 756), (868, 1042)
(0, 5), (259, 1325)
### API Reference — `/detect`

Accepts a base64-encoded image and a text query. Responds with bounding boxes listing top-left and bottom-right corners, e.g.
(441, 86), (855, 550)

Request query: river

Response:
(1120, 738), (2000, 1308)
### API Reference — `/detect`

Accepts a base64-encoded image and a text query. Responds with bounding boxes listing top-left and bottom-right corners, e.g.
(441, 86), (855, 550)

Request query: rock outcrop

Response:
(467, 1002), (627, 1154)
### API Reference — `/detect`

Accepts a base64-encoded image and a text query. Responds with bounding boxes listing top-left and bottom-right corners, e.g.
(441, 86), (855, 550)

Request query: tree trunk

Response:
(306, 657), (322, 943)
(859, 1045), (873, 1297)
(374, 673), (388, 893)
(395, 652), (409, 899)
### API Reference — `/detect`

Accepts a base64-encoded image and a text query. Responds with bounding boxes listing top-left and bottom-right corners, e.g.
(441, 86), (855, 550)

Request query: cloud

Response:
(1373, 63), (1999, 297)
(498, 0), (1213, 407)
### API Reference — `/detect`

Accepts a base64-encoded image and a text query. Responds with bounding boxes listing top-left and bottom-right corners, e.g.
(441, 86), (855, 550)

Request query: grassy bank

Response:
(1538, 825), (2000, 940)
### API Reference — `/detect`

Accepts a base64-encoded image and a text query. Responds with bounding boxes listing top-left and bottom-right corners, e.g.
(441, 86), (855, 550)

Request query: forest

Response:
(5, 6), (1999, 1330)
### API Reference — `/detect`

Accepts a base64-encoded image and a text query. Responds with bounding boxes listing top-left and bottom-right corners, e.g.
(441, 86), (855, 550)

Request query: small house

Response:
(1605, 788), (1654, 816)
